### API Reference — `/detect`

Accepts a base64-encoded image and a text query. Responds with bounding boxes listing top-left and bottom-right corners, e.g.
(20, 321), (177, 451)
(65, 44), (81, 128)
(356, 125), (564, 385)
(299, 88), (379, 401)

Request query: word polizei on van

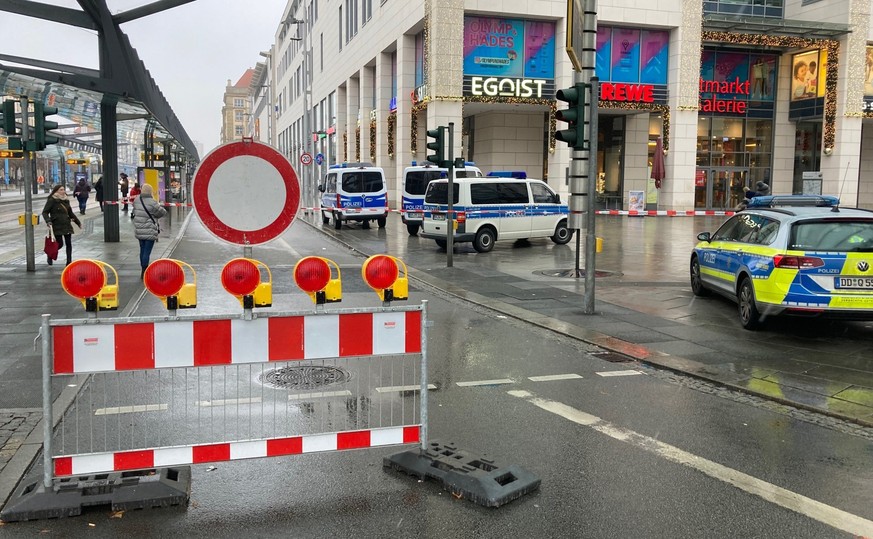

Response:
(319, 162), (388, 230)
(401, 161), (483, 236)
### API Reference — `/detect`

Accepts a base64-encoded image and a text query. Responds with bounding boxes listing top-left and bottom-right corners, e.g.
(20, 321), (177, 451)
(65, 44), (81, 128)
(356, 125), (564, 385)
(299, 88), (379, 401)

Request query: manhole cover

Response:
(590, 351), (635, 363)
(258, 365), (352, 390)
(535, 269), (618, 278)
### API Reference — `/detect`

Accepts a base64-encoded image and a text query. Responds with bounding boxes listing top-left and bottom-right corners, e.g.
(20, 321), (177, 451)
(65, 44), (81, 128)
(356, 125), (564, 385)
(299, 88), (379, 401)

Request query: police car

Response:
(401, 162), (483, 236)
(690, 195), (873, 329)
(319, 162), (387, 230)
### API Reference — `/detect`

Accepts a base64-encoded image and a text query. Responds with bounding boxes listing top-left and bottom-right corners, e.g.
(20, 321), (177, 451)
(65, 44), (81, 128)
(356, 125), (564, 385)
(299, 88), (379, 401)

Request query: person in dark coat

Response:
(94, 176), (104, 212)
(119, 173), (130, 212)
(42, 185), (82, 266)
(132, 184), (167, 278)
(73, 178), (90, 214)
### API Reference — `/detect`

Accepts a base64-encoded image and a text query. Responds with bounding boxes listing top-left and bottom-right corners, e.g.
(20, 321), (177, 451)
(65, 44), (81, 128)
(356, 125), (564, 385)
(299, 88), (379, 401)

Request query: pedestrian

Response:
(132, 183), (167, 279)
(755, 181), (771, 196)
(128, 182), (141, 219)
(94, 176), (104, 212)
(73, 178), (90, 214)
(119, 173), (130, 212)
(41, 185), (82, 266)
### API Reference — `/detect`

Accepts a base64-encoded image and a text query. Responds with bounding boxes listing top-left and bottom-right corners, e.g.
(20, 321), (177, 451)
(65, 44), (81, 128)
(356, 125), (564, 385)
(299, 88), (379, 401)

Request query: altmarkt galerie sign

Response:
(462, 16), (557, 99)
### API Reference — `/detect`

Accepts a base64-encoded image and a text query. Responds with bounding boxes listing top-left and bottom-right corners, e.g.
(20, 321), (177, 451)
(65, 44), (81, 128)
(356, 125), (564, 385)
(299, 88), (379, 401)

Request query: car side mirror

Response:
(318, 184), (325, 193)
(697, 232), (712, 242)
(554, 193), (561, 204)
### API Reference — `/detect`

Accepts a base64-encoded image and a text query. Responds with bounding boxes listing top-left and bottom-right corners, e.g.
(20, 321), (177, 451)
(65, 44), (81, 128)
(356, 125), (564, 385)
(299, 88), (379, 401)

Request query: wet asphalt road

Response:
(6, 214), (873, 538)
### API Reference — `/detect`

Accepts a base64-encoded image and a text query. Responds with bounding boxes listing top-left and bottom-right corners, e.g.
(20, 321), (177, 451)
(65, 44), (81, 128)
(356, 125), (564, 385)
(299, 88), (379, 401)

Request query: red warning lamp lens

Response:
(221, 259), (260, 296)
(363, 255), (398, 290)
(144, 260), (185, 297)
(61, 260), (106, 299)
(294, 257), (331, 293)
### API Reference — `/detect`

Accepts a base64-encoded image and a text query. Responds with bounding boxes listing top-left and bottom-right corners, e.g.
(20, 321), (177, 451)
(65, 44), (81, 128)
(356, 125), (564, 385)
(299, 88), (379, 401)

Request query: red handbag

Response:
(44, 232), (59, 261)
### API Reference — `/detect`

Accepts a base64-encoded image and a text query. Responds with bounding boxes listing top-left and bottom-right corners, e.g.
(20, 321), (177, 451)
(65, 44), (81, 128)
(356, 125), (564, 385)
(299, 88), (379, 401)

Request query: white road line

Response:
(288, 390), (353, 400)
(94, 404), (168, 416)
(456, 379), (515, 387)
(596, 370), (642, 377)
(375, 384), (438, 393)
(197, 397), (263, 407)
(507, 389), (873, 537)
(528, 374), (583, 382)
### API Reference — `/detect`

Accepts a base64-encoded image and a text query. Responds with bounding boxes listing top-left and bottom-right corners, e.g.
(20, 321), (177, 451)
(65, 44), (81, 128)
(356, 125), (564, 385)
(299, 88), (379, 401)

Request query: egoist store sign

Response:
(465, 76), (551, 98)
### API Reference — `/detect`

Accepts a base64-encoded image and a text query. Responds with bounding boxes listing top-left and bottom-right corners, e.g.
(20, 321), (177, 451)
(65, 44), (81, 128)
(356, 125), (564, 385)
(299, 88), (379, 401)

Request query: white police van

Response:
(420, 177), (571, 252)
(401, 162), (483, 236)
(319, 162), (387, 230)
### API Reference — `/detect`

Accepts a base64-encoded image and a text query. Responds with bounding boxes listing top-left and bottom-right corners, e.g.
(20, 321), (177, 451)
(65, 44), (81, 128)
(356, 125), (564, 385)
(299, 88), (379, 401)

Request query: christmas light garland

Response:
(343, 133), (348, 163)
(370, 120), (376, 162)
(387, 111), (396, 159)
(355, 127), (361, 161)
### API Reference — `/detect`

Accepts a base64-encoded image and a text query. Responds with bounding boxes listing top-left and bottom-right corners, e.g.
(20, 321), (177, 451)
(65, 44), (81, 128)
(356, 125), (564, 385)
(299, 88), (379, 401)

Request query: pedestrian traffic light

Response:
(426, 126), (445, 166)
(34, 102), (59, 151)
(555, 83), (586, 150)
(1, 101), (16, 136)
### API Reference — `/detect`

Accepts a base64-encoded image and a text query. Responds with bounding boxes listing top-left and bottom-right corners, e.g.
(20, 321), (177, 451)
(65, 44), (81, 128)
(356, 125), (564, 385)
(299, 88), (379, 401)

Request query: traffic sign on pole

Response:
(315, 153), (324, 165)
(300, 152), (313, 166)
(192, 140), (300, 245)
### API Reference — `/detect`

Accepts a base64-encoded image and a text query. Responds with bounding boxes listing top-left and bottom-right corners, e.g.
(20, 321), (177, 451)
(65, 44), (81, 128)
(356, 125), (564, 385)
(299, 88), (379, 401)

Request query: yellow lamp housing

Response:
(293, 256), (343, 305)
(252, 282), (272, 308)
(93, 261), (119, 311)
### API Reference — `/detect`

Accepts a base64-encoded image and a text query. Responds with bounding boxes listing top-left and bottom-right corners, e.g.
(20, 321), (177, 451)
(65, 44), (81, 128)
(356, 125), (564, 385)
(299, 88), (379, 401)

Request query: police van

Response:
(401, 162), (483, 235)
(420, 177), (571, 252)
(319, 162), (387, 230)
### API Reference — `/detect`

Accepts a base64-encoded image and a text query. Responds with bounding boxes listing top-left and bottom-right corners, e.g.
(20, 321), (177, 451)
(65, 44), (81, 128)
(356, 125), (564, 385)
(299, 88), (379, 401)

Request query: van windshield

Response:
(405, 170), (444, 195)
(341, 171), (383, 193)
(424, 183), (459, 205)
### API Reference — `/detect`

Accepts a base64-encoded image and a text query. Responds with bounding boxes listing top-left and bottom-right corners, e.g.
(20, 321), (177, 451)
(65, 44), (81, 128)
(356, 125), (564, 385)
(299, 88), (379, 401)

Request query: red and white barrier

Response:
(594, 209), (736, 217)
(54, 426), (421, 476)
(52, 311), (422, 374)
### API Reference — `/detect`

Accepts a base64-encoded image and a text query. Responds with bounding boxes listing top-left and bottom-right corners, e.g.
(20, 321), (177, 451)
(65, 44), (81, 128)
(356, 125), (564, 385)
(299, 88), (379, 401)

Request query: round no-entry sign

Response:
(192, 140), (300, 245)
(300, 152), (313, 165)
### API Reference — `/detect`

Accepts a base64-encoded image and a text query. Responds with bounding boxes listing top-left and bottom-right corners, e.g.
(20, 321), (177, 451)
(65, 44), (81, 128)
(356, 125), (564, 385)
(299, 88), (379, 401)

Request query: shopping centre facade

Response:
(253, 0), (873, 211)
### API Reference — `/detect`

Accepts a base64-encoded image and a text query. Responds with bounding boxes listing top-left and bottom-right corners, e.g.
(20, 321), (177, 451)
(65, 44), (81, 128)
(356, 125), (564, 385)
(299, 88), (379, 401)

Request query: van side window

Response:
(470, 183), (529, 204)
(498, 182), (529, 204)
(530, 183), (555, 203)
(326, 173), (337, 194)
(405, 171), (443, 195)
(342, 171), (383, 193)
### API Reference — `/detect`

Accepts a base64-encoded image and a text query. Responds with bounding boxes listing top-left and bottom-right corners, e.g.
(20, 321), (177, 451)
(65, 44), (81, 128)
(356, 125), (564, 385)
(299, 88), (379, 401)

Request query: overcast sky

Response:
(1, 0), (287, 154)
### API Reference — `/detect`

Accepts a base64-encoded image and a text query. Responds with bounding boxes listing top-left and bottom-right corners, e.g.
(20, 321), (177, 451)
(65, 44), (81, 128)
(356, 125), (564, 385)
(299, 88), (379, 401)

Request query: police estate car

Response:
(691, 195), (873, 329)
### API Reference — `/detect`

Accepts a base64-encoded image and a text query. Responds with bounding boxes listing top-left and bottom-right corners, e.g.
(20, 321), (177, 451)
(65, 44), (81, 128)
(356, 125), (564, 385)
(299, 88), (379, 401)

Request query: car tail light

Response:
(455, 211), (466, 223)
(336, 194), (341, 207)
(773, 255), (825, 269)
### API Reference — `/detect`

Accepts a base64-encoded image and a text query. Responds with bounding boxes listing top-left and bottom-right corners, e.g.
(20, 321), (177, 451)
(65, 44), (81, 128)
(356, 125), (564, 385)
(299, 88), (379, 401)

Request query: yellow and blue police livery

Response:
(691, 195), (873, 329)
(319, 163), (387, 230)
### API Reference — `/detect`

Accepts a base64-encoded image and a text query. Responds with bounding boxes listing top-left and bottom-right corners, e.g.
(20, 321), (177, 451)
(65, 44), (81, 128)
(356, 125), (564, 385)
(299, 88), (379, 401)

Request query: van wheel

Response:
(377, 216), (387, 228)
(473, 227), (496, 253)
(362, 220), (371, 229)
(435, 239), (447, 251)
(333, 213), (342, 230)
(737, 277), (761, 330)
(407, 223), (420, 236)
(551, 220), (572, 245)
(321, 210), (330, 225)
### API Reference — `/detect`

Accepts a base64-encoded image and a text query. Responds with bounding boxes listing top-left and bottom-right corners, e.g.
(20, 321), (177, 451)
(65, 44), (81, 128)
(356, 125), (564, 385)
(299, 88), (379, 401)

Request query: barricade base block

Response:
(383, 440), (540, 508)
(0, 467), (191, 522)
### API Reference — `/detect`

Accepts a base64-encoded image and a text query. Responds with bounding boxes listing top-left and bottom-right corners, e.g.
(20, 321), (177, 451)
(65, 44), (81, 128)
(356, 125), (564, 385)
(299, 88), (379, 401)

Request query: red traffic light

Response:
(294, 257), (331, 293)
(144, 259), (185, 298)
(221, 258), (261, 297)
(61, 260), (106, 299)
(362, 255), (399, 290)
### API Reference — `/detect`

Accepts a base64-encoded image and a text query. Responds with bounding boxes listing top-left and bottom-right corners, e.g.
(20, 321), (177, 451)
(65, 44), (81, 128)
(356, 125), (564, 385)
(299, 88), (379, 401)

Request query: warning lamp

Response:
(61, 260), (119, 312)
(144, 259), (197, 311)
(221, 258), (272, 309)
(293, 256), (342, 305)
(361, 254), (409, 303)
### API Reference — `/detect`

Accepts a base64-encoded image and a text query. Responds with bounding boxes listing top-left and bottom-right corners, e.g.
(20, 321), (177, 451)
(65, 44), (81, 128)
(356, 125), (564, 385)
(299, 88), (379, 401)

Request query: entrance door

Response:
(694, 168), (748, 210)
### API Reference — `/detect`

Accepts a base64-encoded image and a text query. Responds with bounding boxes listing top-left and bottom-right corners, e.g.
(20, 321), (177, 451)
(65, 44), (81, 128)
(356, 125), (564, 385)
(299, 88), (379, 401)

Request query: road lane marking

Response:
(528, 374), (583, 382)
(596, 370), (642, 377)
(288, 390), (352, 400)
(95, 404), (168, 416)
(197, 397), (263, 407)
(507, 389), (873, 537)
(376, 384), (438, 393)
(456, 379), (514, 387)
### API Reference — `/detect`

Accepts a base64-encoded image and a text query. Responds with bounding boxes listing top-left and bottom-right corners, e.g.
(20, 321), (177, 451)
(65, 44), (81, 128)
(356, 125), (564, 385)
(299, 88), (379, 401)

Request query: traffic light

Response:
(555, 83), (586, 150)
(1, 100), (16, 136)
(426, 126), (445, 166)
(33, 102), (59, 151)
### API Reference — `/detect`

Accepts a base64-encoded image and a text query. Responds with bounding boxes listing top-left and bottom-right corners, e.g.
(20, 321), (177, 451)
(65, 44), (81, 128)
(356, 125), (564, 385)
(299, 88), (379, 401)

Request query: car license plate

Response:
(835, 277), (873, 289)
(432, 213), (445, 221)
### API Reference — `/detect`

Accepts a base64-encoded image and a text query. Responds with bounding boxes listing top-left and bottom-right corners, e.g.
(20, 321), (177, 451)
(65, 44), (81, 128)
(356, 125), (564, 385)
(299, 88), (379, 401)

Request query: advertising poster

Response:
(610, 28), (640, 83)
(866, 45), (873, 97)
(463, 17), (556, 79)
(749, 55), (777, 101)
(628, 190), (645, 212)
(595, 29), (612, 81)
(639, 30), (669, 85)
(791, 50), (819, 101)
(597, 27), (669, 84)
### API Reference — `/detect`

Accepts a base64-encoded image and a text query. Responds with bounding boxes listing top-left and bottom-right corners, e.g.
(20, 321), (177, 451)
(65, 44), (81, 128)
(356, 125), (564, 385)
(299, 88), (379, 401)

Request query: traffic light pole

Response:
(20, 97), (36, 272)
(446, 123), (455, 268)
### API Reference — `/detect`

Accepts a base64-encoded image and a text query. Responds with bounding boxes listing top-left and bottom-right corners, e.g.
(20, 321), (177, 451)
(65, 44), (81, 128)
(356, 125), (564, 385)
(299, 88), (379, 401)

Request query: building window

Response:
(320, 33), (324, 72)
(234, 98), (244, 107)
(235, 125), (243, 136)
(235, 110), (243, 122)
(363, 0), (372, 24)
(702, 0), (783, 18)
(338, 6), (343, 50)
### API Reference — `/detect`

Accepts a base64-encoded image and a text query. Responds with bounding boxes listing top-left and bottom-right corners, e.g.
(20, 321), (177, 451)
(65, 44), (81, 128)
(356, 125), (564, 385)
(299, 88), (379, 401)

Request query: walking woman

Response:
(73, 178), (90, 214)
(132, 184), (167, 278)
(42, 185), (82, 266)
